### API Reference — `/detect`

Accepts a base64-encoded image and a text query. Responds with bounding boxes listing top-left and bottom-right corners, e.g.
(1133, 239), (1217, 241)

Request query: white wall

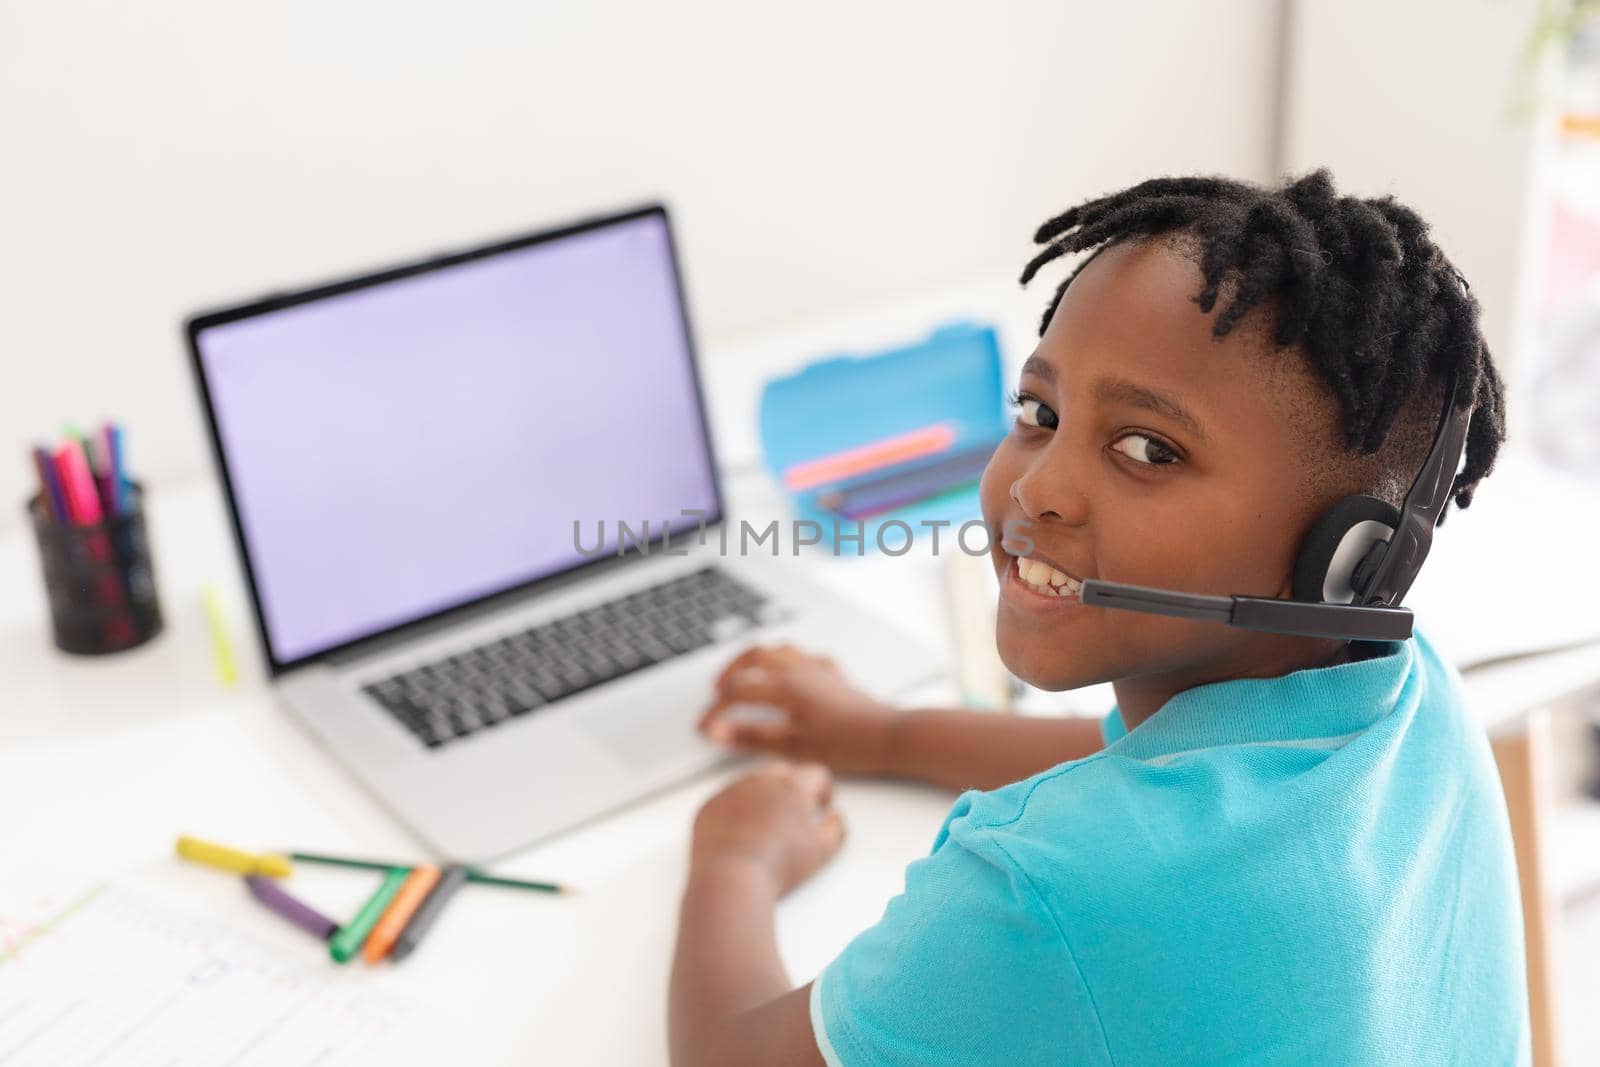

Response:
(1280, 0), (1546, 400)
(0, 1), (1280, 530)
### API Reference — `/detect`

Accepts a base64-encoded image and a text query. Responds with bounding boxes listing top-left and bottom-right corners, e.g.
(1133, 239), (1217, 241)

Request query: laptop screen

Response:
(190, 208), (721, 671)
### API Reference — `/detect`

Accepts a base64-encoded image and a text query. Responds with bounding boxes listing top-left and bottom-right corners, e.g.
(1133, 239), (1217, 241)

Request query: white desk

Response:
(0, 471), (988, 1066)
(6, 266), (1600, 1067)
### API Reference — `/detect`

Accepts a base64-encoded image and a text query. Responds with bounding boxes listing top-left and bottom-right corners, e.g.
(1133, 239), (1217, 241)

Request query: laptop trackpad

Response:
(575, 672), (720, 770)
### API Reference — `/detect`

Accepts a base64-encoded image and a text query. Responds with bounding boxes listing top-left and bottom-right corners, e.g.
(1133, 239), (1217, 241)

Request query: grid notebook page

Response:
(0, 881), (413, 1066)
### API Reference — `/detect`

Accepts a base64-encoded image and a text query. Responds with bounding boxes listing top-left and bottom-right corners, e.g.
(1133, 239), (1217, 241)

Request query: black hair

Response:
(1019, 169), (1505, 509)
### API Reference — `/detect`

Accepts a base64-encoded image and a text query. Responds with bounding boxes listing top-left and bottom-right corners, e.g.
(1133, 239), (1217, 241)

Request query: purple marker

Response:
(244, 875), (340, 941)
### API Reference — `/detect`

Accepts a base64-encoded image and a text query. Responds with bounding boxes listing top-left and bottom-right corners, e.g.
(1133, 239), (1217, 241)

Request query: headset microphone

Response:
(1078, 371), (1472, 643)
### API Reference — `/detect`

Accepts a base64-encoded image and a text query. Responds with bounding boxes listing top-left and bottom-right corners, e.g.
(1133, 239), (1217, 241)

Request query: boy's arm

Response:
(699, 645), (1106, 793)
(881, 708), (1105, 792)
(669, 857), (823, 1067)
(673, 765), (1111, 1066)
(670, 764), (840, 1067)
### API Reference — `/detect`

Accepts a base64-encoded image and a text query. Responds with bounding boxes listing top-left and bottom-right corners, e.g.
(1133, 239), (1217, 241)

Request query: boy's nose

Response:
(1009, 463), (1088, 527)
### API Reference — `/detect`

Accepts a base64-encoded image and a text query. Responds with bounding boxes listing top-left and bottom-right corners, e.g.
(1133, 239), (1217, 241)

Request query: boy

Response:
(668, 171), (1527, 1065)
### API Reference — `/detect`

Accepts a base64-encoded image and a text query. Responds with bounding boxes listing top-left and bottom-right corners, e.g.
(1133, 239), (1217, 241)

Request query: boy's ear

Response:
(1292, 495), (1402, 605)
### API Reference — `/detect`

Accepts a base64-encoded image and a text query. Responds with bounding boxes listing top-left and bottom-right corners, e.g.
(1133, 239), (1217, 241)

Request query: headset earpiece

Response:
(1292, 496), (1401, 605)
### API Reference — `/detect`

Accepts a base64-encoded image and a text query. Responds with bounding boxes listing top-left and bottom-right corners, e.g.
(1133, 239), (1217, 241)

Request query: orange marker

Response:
(363, 864), (441, 963)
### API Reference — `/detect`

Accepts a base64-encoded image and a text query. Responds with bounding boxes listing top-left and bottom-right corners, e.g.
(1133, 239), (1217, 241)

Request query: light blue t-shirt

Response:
(811, 633), (1528, 1065)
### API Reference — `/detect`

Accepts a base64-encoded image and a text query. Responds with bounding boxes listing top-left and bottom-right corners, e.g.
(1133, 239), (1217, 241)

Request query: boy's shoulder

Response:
(937, 630), (1487, 896)
(934, 748), (1159, 882)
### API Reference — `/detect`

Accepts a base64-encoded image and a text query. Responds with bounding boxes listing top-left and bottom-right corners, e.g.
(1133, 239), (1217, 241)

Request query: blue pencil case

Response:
(757, 321), (1010, 553)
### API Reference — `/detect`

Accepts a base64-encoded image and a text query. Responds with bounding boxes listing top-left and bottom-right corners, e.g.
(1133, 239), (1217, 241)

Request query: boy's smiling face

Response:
(980, 238), (1350, 709)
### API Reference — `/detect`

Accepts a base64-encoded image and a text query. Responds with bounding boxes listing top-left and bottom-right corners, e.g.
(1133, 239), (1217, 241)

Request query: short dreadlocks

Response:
(1019, 170), (1505, 509)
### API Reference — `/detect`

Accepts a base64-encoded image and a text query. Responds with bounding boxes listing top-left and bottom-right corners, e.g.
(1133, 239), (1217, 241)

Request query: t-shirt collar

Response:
(1105, 639), (1414, 764)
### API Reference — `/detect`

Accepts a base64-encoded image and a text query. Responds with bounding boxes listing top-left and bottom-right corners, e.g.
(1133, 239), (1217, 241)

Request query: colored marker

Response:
(55, 441), (101, 525)
(176, 835), (293, 878)
(390, 865), (468, 963)
(244, 875), (339, 940)
(329, 867), (410, 964)
(363, 864), (441, 962)
(56, 440), (127, 633)
(106, 422), (128, 515)
(62, 424), (93, 466)
(289, 850), (569, 894)
(91, 425), (116, 516)
(31, 446), (68, 523)
(63, 424), (103, 514)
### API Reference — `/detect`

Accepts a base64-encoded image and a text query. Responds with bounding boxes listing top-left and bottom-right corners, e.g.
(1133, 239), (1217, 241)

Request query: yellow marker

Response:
(203, 585), (238, 687)
(176, 835), (292, 878)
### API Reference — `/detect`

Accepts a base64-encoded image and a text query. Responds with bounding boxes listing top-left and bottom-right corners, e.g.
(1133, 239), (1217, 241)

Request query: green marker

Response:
(60, 424), (95, 472)
(329, 867), (410, 963)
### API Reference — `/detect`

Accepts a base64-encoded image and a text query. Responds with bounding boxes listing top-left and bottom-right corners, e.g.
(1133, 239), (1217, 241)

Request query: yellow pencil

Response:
(176, 835), (292, 878)
(203, 585), (238, 687)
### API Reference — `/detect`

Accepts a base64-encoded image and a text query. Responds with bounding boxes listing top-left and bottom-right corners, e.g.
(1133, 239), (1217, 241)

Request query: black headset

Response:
(1079, 371), (1472, 642)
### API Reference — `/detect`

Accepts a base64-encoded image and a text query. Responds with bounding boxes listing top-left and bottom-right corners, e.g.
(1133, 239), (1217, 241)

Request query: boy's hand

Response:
(697, 644), (897, 776)
(690, 761), (845, 897)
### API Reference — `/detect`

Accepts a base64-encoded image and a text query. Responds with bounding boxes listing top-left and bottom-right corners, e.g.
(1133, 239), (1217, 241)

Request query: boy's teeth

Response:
(1017, 557), (1082, 596)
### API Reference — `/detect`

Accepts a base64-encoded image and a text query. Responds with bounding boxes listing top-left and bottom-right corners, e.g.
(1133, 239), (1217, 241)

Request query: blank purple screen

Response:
(196, 213), (719, 665)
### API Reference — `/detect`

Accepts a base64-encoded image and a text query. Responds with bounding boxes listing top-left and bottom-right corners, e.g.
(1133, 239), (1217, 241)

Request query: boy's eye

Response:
(1011, 392), (1059, 430)
(1110, 432), (1180, 466)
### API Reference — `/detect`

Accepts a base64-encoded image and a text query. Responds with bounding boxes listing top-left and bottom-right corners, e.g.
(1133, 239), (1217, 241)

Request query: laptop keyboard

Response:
(362, 566), (775, 749)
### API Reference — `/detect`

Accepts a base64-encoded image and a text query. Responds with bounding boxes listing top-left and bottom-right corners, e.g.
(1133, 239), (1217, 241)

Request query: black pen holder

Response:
(27, 481), (164, 655)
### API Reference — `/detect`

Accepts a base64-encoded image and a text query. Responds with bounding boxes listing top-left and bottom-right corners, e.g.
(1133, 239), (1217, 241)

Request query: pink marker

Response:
(55, 442), (102, 525)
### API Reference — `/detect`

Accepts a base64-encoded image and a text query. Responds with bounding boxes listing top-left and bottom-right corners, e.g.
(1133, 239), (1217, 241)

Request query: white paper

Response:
(0, 880), (413, 1066)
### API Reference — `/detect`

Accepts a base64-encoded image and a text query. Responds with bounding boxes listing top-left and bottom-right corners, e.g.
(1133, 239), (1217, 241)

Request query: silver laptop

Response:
(186, 205), (941, 861)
